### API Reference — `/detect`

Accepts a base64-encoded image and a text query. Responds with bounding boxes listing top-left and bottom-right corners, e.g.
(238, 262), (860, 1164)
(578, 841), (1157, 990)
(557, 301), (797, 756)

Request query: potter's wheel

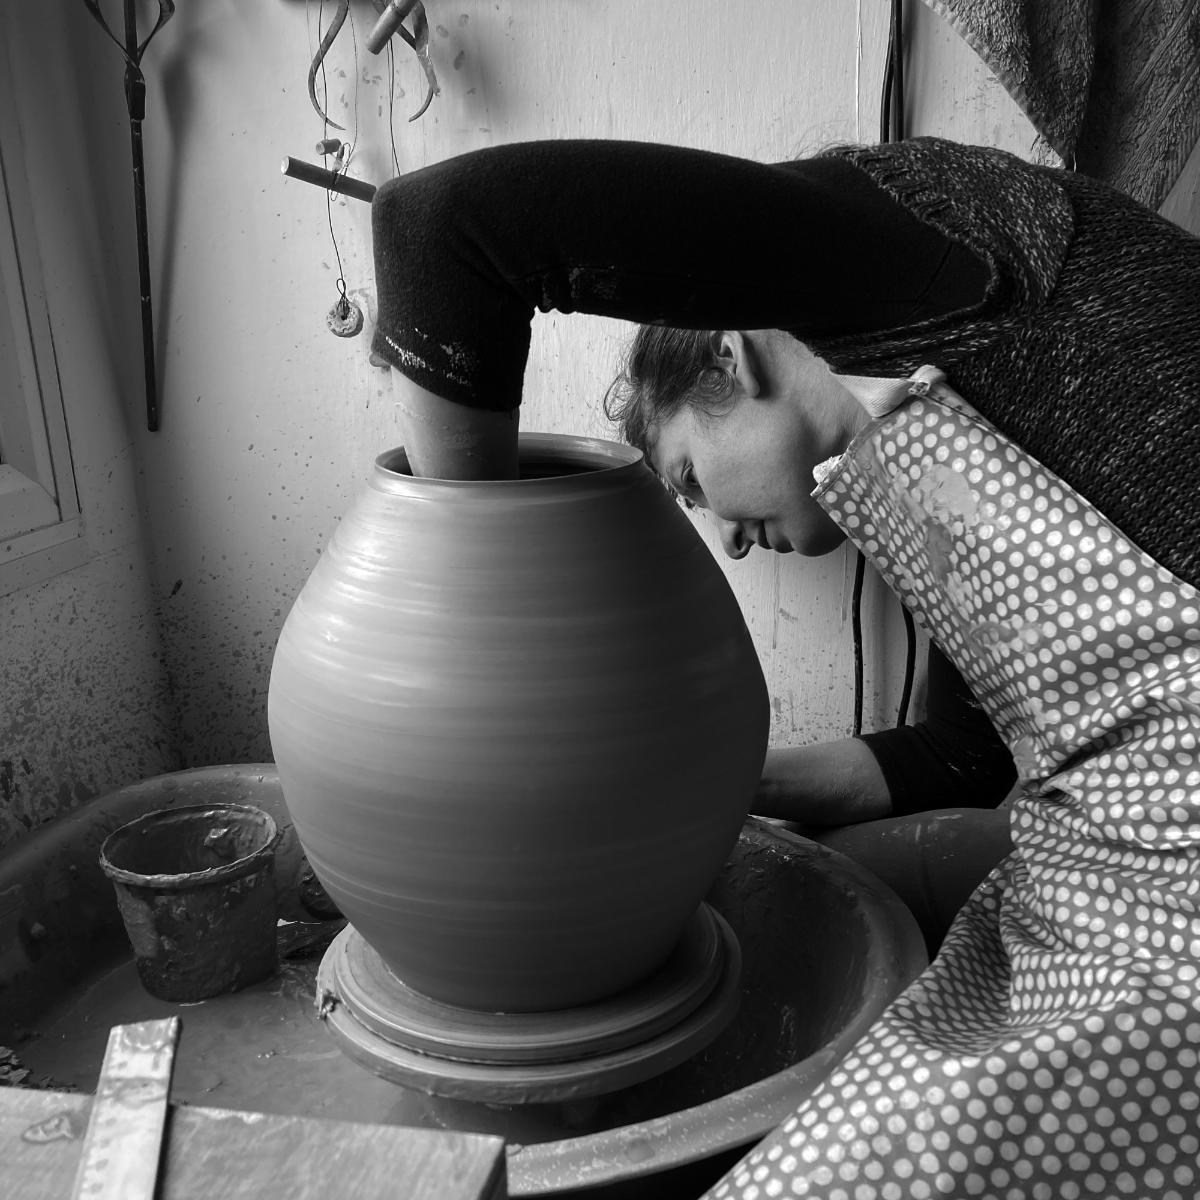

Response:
(316, 902), (742, 1103)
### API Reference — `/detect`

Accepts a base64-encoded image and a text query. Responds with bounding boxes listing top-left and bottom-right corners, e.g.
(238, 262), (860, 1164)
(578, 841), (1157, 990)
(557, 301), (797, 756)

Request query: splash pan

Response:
(317, 903), (742, 1103)
(0, 766), (925, 1198)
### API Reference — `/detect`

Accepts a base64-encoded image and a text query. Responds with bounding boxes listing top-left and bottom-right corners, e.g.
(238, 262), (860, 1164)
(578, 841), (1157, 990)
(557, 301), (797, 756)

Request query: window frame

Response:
(0, 44), (86, 598)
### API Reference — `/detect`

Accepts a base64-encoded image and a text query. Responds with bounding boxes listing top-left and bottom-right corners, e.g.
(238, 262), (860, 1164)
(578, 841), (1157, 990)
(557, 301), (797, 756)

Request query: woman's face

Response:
(648, 336), (864, 559)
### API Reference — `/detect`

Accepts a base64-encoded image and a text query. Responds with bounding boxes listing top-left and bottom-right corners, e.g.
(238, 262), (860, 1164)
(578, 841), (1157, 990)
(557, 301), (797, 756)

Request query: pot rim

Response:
(373, 432), (645, 490)
(99, 802), (280, 890)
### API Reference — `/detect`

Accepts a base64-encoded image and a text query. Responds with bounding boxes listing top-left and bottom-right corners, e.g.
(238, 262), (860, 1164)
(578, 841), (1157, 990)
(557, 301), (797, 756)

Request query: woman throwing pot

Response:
(370, 137), (1200, 1197)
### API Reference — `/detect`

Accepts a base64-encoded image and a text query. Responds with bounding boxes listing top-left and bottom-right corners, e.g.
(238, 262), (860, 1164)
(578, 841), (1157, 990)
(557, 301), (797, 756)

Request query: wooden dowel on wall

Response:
(281, 157), (377, 203)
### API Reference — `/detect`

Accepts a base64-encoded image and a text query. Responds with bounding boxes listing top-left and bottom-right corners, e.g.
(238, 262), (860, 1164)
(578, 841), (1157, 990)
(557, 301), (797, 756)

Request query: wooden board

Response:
(1, 1088), (506, 1200)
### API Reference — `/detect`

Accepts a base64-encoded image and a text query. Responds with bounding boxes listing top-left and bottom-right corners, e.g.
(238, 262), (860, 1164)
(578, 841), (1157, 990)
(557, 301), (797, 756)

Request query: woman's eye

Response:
(682, 465), (698, 492)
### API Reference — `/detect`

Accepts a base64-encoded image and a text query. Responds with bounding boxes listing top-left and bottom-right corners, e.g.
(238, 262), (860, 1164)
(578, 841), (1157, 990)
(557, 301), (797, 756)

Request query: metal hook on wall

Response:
(365, 2), (439, 121)
(308, 0), (439, 128)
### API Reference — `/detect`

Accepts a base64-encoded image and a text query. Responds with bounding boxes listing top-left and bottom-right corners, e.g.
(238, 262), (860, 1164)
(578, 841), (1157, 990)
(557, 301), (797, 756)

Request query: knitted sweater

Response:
(809, 138), (1200, 592)
(369, 136), (1197, 812)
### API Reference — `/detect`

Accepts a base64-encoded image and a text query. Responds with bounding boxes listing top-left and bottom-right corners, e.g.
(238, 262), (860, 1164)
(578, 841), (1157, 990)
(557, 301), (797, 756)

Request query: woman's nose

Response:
(717, 518), (752, 560)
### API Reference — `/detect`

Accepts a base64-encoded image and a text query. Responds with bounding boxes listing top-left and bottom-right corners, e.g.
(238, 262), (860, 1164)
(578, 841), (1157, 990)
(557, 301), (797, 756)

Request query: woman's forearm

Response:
(390, 373), (520, 480)
(370, 140), (980, 418)
(858, 645), (1016, 815)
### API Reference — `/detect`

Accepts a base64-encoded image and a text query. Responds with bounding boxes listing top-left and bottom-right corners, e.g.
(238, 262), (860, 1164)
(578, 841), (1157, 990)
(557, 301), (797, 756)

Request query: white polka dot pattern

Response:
(705, 380), (1200, 1198)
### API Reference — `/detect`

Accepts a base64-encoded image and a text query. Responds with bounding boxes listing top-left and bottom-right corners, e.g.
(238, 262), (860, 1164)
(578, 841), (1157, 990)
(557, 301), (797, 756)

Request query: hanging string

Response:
(326, 193), (349, 309)
(347, 3), (361, 138)
(309, 0), (364, 337)
(316, 4), (347, 301)
(386, 40), (402, 177)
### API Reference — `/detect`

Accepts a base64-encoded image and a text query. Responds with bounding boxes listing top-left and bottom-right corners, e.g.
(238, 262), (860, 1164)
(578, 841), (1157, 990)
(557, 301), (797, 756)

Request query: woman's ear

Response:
(711, 330), (763, 398)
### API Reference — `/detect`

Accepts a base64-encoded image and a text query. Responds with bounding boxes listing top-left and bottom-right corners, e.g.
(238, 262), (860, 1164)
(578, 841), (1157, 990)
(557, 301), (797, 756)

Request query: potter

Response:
(363, 136), (1200, 1199)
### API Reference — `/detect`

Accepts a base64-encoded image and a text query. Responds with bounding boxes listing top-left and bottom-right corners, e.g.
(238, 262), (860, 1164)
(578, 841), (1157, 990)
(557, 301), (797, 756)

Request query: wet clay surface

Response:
(12, 919), (819, 1149)
(14, 950), (446, 1132)
(13, 829), (917, 1149)
(14, 941), (780, 1153)
(3, 793), (927, 1197)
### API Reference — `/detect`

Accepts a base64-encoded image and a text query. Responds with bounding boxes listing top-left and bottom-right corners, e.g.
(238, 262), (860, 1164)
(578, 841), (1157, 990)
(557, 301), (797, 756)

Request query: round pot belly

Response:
(268, 434), (769, 1012)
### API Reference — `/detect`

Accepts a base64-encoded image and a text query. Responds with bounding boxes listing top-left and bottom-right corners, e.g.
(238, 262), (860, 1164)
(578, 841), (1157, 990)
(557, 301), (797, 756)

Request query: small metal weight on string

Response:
(327, 280), (364, 338)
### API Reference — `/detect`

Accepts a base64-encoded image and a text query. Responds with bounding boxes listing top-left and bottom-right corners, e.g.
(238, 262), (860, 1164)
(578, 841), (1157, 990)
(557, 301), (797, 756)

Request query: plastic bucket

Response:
(100, 803), (281, 1001)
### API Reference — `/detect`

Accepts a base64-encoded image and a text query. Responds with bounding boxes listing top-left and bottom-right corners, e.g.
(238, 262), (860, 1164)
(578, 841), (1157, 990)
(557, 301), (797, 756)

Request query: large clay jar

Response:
(268, 434), (769, 1012)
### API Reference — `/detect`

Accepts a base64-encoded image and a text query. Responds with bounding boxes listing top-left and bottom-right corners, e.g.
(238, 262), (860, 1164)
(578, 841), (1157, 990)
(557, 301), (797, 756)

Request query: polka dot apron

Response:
(706, 368), (1200, 1199)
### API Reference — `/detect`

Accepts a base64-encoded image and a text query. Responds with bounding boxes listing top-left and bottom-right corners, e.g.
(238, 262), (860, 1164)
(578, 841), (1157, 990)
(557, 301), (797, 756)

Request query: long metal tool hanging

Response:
(82, 0), (176, 432)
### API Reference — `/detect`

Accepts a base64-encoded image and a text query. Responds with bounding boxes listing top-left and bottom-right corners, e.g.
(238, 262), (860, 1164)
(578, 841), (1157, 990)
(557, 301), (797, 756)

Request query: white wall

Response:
(20, 1), (1195, 841)
(122, 0), (1043, 769)
(0, 7), (179, 849)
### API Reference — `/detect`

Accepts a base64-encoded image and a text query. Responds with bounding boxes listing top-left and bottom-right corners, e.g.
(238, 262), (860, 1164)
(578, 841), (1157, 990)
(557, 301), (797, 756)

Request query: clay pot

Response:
(268, 434), (769, 1012)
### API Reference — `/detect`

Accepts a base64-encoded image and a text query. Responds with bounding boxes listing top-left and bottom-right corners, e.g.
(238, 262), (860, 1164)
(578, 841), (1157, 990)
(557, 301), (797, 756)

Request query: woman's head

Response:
(603, 326), (734, 461)
(606, 325), (865, 559)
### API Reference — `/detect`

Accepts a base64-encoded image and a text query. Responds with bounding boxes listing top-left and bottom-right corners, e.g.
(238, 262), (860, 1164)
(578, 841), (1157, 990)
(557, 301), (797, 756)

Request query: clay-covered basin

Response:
(268, 434), (770, 1011)
(0, 766), (927, 1198)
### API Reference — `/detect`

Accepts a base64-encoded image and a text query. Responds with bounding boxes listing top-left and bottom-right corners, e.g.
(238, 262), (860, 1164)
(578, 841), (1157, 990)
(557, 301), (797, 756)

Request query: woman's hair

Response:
(603, 326), (735, 463)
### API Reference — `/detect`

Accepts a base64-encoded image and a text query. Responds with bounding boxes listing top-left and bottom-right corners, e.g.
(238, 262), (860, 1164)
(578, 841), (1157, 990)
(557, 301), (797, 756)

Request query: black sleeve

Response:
(857, 643), (1016, 815)
(370, 139), (988, 410)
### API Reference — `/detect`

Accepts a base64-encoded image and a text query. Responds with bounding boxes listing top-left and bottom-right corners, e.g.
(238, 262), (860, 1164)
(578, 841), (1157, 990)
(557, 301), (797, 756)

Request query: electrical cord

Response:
(852, 0), (917, 737)
(880, 0), (907, 143)
(851, 551), (867, 736)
